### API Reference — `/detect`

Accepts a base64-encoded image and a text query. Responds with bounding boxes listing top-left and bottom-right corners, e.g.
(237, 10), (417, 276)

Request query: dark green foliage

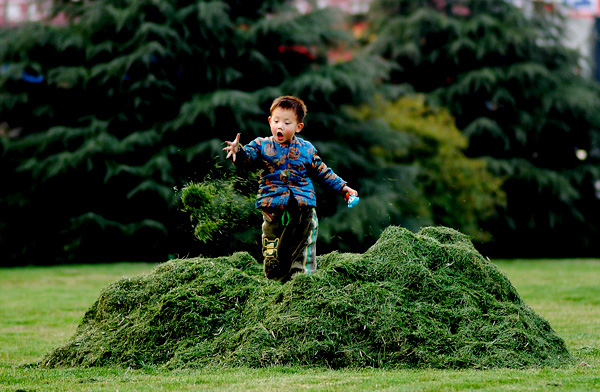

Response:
(41, 226), (571, 369)
(342, 95), (505, 243)
(0, 0), (390, 264)
(367, 0), (600, 257)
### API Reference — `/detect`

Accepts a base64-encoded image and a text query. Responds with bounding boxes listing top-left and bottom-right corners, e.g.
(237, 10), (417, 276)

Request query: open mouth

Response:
(276, 131), (284, 140)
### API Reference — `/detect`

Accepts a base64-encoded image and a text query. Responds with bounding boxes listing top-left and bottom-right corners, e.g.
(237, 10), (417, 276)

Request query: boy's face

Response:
(268, 107), (304, 144)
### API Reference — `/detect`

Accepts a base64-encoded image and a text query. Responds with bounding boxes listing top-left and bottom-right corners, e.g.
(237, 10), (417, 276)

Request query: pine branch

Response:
(127, 179), (175, 203)
(70, 212), (168, 236)
(176, 90), (261, 128)
(463, 117), (508, 149)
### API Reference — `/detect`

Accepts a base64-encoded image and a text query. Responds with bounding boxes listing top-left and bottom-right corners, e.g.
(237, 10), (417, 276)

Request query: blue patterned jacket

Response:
(235, 136), (347, 209)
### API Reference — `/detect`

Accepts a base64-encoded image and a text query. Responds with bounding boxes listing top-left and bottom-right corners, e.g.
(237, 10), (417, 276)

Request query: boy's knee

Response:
(262, 237), (279, 259)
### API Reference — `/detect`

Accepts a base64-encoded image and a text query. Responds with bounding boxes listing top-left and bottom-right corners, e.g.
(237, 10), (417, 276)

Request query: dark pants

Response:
(260, 200), (318, 282)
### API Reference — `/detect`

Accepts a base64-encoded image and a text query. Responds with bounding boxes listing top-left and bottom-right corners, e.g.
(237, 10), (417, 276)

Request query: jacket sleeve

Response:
(309, 149), (346, 193)
(233, 138), (262, 169)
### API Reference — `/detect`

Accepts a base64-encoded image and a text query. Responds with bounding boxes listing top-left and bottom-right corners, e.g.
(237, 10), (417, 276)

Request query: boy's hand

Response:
(342, 186), (359, 208)
(342, 186), (357, 198)
(223, 133), (241, 162)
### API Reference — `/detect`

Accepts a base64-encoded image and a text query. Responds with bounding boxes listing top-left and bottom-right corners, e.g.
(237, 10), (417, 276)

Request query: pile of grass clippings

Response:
(41, 226), (572, 369)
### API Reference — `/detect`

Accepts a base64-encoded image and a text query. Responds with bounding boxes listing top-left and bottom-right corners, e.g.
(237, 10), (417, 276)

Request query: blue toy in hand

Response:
(347, 194), (360, 208)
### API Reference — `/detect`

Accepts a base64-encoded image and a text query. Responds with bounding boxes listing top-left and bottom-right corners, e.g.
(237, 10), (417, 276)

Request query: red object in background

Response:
(278, 44), (316, 60)
(451, 4), (471, 16)
(352, 21), (368, 38)
(328, 46), (354, 63)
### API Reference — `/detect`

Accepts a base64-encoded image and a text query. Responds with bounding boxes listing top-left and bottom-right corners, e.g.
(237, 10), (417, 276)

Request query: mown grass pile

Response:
(41, 226), (572, 369)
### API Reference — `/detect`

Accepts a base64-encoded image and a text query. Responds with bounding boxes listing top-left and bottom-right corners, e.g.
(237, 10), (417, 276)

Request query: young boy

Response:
(223, 95), (357, 282)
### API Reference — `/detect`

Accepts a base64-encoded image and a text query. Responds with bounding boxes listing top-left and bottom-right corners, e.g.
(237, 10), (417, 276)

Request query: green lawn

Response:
(1, 259), (599, 391)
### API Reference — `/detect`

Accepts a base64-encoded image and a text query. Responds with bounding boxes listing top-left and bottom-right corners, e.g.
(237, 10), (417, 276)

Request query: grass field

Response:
(0, 259), (599, 391)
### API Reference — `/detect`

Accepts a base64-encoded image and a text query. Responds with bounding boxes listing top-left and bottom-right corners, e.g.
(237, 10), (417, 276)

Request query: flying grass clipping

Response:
(41, 226), (571, 369)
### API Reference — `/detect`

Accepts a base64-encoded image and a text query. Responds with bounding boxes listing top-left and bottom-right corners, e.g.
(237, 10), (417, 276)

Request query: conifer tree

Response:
(1, 0), (511, 264)
(366, 0), (600, 256)
(0, 0), (390, 264)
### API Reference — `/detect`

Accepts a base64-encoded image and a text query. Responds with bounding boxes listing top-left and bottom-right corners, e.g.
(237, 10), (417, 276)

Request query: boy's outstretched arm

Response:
(223, 133), (241, 162)
(308, 150), (358, 201)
